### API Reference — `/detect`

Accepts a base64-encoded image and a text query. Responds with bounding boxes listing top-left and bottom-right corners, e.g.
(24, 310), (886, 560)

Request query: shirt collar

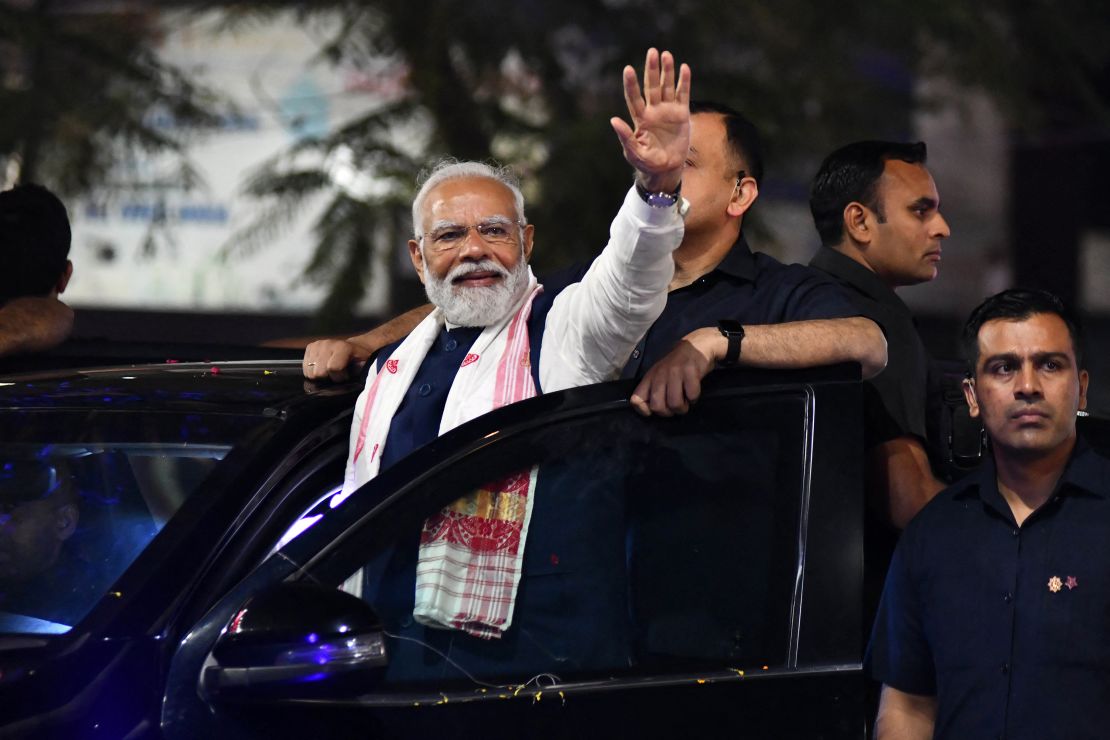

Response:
(951, 436), (1107, 514)
(710, 233), (757, 282)
(809, 247), (912, 316)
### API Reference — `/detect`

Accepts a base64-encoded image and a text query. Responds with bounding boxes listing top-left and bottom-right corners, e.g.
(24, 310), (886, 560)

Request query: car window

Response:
(318, 387), (812, 693)
(0, 411), (271, 634)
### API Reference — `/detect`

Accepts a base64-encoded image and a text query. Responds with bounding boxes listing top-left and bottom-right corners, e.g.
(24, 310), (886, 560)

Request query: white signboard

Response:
(65, 11), (404, 315)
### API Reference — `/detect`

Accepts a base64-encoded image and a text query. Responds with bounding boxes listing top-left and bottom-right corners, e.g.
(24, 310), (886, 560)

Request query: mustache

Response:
(446, 259), (509, 283)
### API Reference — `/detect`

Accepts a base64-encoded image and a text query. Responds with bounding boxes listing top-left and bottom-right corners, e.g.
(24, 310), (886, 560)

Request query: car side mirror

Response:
(201, 582), (388, 702)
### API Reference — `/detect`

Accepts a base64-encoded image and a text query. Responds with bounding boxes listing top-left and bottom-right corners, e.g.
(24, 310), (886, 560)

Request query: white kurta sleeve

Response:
(539, 186), (683, 392)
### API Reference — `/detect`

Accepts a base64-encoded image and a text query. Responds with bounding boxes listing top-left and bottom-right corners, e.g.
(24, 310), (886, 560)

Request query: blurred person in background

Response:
(0, 184), (74, 359)
(0, 460), (99, 627)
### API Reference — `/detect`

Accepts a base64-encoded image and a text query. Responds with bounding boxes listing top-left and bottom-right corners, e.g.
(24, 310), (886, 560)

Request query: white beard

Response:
(423, 253), (530, 327)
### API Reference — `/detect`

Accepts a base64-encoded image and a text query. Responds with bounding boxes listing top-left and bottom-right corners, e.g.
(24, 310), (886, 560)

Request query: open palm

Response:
(610, 48), (691, 192)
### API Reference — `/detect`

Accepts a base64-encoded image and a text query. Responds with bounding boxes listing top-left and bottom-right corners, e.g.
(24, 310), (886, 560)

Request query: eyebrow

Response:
(909, 196), (938, 210)
(427, 214), (515, 233)
(981, 350), (1072, 366)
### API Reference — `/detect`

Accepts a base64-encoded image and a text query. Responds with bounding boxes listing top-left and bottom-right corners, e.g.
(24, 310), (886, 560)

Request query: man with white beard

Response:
(336, 49), (688, 670)
(342, 47), (689, 490)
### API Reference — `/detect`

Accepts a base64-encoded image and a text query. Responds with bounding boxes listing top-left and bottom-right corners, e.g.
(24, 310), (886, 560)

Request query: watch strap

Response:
(635, 180), (682, 208)
(717, 320), (745, 366)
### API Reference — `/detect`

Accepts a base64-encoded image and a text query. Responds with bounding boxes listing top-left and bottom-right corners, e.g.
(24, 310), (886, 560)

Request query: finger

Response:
(664, 368), (690, 415)
(326, 347), (355, 382)
(683, 365), (703, 406)
(649, 376), (675, 417)
(621, 65), (645, 121)
(629, 389), (652, 417)
(660, 50), (675, 103)
(643, 47), (660, 106)
(610, 117), (634, 148)
(303, 353), (321, 378)
(675, 63), (692, 106)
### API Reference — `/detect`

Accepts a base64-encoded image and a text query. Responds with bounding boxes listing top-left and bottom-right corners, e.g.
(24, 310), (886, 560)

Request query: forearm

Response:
(870, 437), (946, 529)
(0, 297), (73, 357)
(347, 304), (433, 357)
(875, 686), (936, 740)
(540, 187), (682, 391)
(688, 316), (887, 378)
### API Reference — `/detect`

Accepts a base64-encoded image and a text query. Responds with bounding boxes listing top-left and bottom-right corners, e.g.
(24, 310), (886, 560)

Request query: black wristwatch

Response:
(717, 319), (745, 366)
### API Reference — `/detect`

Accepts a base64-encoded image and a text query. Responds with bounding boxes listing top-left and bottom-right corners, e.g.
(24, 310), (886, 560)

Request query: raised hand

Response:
(609, 48), (692, 194)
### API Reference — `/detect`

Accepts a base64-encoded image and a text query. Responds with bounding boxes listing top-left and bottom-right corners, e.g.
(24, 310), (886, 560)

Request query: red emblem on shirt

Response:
(461, 353), (480, 367)
(385, 359), (399, 374)
(1066, 576), (1078, 590)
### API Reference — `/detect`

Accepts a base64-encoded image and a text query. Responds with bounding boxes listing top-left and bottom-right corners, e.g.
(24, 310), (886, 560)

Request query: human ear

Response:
(54, 503), (78, 541)
(726, 177), (759, 218)
(843, 203), (871, 244)
(1078, 369), (1090, 412)
(56, 261), (73, 294)
(521, 224), (535, 262)
(963, 377), (980, 418)
(408, 240), (426, 285)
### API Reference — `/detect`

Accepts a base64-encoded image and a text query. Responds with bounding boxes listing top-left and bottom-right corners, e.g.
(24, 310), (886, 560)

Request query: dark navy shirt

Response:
(866, 438), (1110, 740)
(810, 247), (929, 447)
(548, 234), (860, 379)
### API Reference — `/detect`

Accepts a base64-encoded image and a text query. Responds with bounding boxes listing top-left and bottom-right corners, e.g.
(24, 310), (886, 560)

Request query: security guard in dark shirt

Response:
(808, 140), (950, 531)
(868, 289), (1106, 740)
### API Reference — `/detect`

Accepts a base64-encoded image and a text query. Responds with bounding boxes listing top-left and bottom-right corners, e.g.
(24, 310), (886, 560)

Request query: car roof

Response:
(0, 360), (361, 414)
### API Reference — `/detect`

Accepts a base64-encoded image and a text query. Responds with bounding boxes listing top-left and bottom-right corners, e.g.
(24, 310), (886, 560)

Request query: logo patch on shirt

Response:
(461, 353), (480, 368)
(1066, 575), (1079, 590)
(1048, 575), (1063, 593)
(385, 359), (399, 374)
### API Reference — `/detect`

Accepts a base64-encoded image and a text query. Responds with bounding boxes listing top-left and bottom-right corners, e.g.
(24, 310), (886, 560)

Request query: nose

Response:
(1014, 363), (1042, 399)
(457, 226), (492, 260)
(934, 213), (951, 239)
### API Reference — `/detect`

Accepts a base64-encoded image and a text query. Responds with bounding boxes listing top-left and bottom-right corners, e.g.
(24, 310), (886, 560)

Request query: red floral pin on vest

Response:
(385, 359), (399, 374)
(461, 353), (480, 368)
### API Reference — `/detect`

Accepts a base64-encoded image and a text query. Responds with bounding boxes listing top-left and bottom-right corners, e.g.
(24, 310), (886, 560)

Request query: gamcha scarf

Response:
(349, 272), (541, 638)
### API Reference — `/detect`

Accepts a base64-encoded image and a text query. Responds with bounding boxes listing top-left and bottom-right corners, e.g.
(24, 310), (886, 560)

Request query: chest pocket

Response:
(1026, 536), (1110, 668)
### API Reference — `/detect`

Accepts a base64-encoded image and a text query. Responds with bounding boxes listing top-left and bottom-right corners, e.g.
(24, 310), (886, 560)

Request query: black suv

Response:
(0, 360), (865, 739)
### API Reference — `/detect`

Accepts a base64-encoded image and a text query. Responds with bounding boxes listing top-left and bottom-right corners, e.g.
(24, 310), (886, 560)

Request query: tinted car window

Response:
(0, 410), (270, 634)
(333, 388), (811, 691)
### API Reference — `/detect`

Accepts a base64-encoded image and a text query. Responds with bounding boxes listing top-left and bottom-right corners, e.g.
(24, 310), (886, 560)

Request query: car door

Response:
(163, 367), (865, 740)
(0, 370), (360, 739)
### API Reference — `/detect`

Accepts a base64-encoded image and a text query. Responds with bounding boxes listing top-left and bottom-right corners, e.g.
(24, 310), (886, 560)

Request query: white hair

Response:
(411, 159), (527, 239)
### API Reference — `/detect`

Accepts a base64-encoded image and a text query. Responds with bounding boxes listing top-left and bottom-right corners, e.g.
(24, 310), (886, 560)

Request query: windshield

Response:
(0, 410), (270, 634)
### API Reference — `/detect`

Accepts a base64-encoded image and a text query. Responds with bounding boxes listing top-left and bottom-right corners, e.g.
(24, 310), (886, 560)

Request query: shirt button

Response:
(1011, 528), (1019, 537)
(445, 339), (458, 352)
(418, 383), (432, 397)
(1003, 592), (1013, 603)
(1000, 663), (1010, 674)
